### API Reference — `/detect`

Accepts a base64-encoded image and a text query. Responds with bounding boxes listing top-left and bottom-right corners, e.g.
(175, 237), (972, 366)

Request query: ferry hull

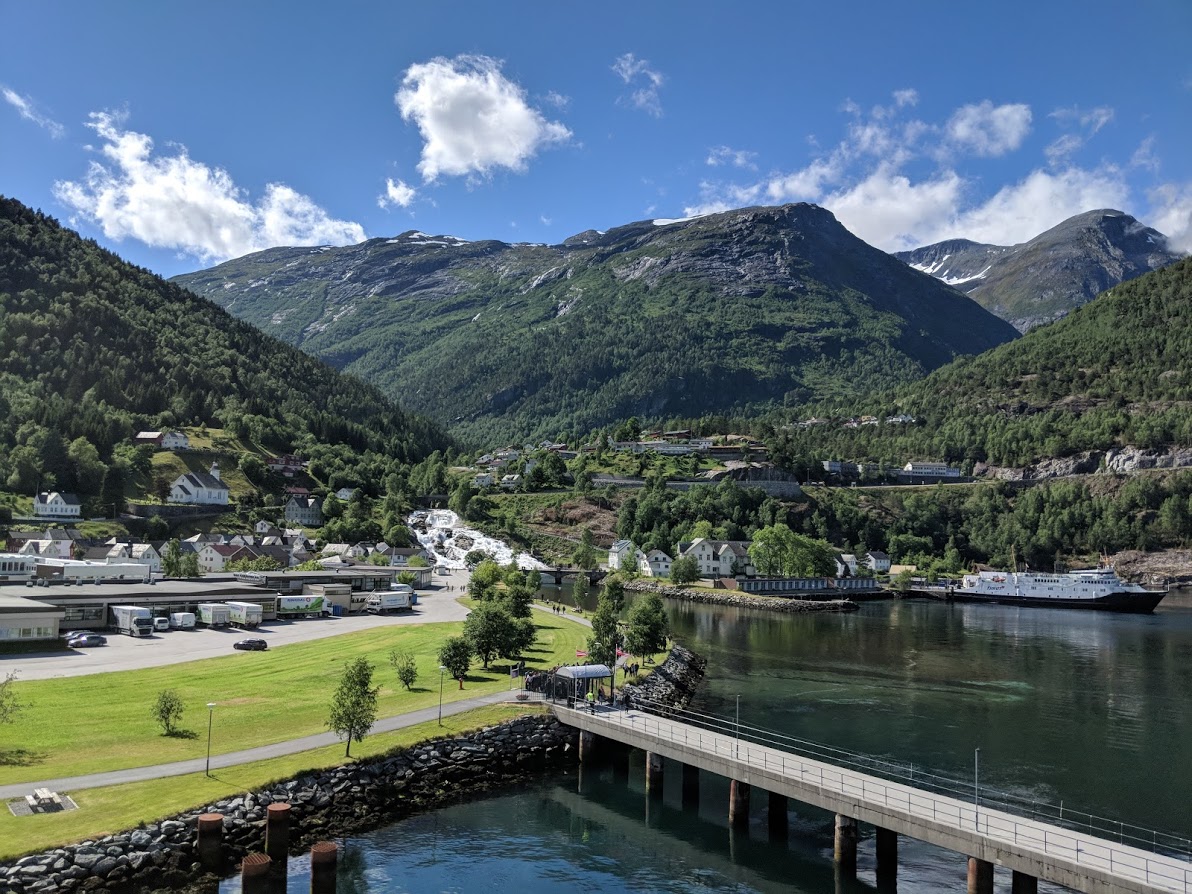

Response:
(949, 589), (1166, 613)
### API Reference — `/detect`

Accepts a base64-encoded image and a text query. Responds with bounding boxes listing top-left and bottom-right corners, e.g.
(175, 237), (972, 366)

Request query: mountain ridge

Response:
(895, 209), (1183, 332)
(175, 203), (1019, 444)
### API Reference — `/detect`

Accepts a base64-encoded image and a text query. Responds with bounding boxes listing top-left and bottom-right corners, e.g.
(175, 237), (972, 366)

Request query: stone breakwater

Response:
(1, 715), (577, 894)
(625, 580), (860, 613)
(622, 643), (707, 710)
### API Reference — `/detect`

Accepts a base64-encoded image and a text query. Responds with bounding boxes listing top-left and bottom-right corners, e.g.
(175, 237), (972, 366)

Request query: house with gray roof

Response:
(168, 464), (230, 506)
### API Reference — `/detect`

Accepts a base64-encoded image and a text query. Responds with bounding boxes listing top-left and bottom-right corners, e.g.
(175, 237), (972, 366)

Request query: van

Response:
(153, 616), (170, 632)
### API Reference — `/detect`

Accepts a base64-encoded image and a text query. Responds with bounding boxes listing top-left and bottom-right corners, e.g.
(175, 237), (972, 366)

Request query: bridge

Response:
(552, 699), (1192, 894)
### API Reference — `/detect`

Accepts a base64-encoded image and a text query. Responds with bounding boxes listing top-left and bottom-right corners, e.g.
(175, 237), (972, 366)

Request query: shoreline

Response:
(624, 579), (861, 613)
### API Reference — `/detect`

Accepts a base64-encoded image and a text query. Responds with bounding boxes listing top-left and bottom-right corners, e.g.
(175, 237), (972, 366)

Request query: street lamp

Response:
(205, 703), (216, 777)
(438, 665), (446, 726)
(974, 746), (980, 830)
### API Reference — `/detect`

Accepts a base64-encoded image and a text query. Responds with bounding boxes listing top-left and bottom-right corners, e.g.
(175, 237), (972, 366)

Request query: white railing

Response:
(554, 700), (1192, 893)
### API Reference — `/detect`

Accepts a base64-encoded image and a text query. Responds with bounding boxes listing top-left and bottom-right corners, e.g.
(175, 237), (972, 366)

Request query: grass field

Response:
(0, 703), (544, 861)
(0, 609), (589, 786)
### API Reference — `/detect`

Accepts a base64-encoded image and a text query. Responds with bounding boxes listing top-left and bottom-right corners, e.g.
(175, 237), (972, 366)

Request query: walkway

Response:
(556, 702), (1192, 894)
(0, 690), (536, 801)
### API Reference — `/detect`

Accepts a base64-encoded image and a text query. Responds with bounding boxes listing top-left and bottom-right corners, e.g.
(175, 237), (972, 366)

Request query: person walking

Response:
(585, 688), (596, 714)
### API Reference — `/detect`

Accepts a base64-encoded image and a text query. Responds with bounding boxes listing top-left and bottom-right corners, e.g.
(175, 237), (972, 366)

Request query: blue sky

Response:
(2, 1), (1190, 277)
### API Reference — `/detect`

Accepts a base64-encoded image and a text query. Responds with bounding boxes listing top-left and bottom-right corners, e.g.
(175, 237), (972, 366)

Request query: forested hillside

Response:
(0, 197), (450, 509)
(771, 257), (1192, 469)
(176, 204), (1019, 444)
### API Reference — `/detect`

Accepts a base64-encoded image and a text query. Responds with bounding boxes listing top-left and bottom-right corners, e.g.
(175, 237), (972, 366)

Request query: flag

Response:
(575, 649), (588, 658)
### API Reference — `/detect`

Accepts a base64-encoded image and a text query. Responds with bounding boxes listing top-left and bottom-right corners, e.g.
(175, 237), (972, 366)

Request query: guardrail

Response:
(555, 697), (1192, 893)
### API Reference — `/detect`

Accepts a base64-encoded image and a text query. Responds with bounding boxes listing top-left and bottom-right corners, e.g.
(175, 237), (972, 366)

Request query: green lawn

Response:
(0, 609), (588, 785)
(0, 703), (544, 861)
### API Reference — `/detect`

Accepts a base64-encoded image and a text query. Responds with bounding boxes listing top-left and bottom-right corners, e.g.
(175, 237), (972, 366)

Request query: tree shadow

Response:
(406, 686), (432, 693)
(0, 748), (46, 767)
(164, 729), (199, 740)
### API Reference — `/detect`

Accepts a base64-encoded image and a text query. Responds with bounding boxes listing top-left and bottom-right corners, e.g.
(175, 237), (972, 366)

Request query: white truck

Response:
(197, 603), (230, 627)
(225, 601), (263, 628)
(110, 605), (153, 637)
(366, 586), (412, 614)
(168, 612), (196, 629)
(277, 595), (326, 618)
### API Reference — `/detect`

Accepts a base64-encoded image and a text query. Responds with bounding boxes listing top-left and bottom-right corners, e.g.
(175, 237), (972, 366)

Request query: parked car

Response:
(233, 638), (268, 651)
(67, 633), (107, 648)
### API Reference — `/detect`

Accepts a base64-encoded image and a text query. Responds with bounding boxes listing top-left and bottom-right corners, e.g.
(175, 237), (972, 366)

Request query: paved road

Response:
(0, 689), (536, 801)
(7, 571), (473, 681)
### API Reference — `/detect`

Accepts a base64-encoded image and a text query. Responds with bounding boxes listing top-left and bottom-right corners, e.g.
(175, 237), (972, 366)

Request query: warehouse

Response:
(0, 592), (66, 644)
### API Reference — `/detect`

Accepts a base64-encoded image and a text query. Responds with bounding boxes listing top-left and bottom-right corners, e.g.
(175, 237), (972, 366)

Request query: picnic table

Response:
(32, 788), (60, 807)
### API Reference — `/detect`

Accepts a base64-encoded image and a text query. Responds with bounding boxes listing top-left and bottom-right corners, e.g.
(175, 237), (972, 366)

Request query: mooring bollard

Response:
(265, 802), (292, 865)
(310, 841), (338, 894)
(197, 812), (224, 871)
(241, 853), (272, 894)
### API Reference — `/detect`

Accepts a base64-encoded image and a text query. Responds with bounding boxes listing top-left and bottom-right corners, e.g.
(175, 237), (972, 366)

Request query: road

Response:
(6, 569), (474, 681)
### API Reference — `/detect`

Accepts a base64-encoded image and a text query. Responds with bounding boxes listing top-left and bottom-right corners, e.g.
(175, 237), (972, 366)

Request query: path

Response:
(0, 689), (529, 801)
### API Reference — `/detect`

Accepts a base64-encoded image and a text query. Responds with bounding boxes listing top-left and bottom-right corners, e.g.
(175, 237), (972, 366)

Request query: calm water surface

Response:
(222, 591), (1192, 893)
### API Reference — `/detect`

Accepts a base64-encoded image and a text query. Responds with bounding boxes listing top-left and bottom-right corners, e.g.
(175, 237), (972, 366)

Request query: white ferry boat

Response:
(955, 566), (1166, 613)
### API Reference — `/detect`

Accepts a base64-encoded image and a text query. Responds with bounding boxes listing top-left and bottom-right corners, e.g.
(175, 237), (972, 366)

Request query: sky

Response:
(2, 1), (1191, 278)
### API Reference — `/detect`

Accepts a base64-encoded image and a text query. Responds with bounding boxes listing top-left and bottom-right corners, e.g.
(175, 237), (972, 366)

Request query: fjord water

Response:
(222, 594), (1192, 893)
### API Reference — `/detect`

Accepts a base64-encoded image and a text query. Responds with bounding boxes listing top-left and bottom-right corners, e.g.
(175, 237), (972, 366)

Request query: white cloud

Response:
(540, 214), (552, 226)
(2, 86), (64, 138)
(945, 101), (1032, 157)
(53, 111), (364, 264)
(1045, 133), (1084, 166)
(1050, 105), (1114, 134)
(1130, 136), (1160, 173)
(544, 91), (570, 109)
(1148, 183), (1192, 253)
(820, 166), (966, 250)
(893, 88), (919, 108)
(706, 146), (757, 170)
(612, 53), (664, 116)
(397, 55), (571, 182)
(378, 178), (416, 209)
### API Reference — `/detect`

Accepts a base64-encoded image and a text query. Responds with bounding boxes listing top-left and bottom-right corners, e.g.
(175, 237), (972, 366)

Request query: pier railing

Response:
(584, 695), (1192, 891)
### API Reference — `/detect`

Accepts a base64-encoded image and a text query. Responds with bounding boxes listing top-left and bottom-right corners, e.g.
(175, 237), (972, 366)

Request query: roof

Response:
(867, 550), (890, 561)
(174, 471), (229, 491)
(611, 539), (634, 551)
(35, 492), (81, 506)
(135, 431), (163, 439)
(555, 664), (614, 679)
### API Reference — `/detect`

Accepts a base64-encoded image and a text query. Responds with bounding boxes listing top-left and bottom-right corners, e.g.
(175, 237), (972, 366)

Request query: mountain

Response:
(0, 196), (450, 504)
(895, 210), (1183, 332)
(773, 256), (1192, 470)
(174, 204), (1019, 444)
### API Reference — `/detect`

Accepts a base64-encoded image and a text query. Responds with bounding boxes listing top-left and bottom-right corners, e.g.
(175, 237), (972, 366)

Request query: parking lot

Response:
(7, 572), (473, 681)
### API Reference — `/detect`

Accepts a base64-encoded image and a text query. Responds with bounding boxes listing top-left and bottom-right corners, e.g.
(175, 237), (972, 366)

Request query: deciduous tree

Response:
(327, 657), (379, 757)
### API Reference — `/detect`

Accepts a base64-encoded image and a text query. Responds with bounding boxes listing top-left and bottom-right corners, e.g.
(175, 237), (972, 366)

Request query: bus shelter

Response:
(551, 664), (614, 709)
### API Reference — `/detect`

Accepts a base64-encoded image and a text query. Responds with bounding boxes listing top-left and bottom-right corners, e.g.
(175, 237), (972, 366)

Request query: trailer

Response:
(168, 612), (196, 629)
(366, 587), (412, 614)
(277, 595), (327, 618)
(197, 603), (231, 627)
(110, 605), (153, 637)
(225, 601), (264, 628)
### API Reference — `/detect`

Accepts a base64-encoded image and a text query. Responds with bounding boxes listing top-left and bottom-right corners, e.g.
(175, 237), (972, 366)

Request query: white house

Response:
(865, 551), (891, 573)
(161, 431), (190, 450)
(285, 496), (324, 527)
(198, 543), (238, 573)
(500, 474), (522, 490)
(128, 543), (162, 574)
(334, 487), (359, 501)
(474, 473), (495, 488)
(639, 549), (673, 578)
(608, 540), (636, 571)
(255, 521), (282, 536)
(902, 461), (960, 478)
(169, 464), (231, 505)
(33, 492), (82, 519)
(676, 538), (755, 578)
(839, 554), (859, 576)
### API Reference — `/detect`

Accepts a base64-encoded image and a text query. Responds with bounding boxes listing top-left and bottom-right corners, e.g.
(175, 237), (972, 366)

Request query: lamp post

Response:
(974, 747), (980, 830)
(438, 666), (446, 726)
(205, 703), (216, 777)
(735, 694), (741, 758)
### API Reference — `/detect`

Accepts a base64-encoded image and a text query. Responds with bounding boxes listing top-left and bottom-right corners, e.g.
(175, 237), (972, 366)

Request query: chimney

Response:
(210, 463), (221, 481)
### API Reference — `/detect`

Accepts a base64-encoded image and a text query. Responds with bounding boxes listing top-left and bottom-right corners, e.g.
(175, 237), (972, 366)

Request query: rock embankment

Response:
(1110, 549), (1192, 586)
(622, 643), (706, 710)
(2, 715), (576, 894)
(625, 580), (859, 613)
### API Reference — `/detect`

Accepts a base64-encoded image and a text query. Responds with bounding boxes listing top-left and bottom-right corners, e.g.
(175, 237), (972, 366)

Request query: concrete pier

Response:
(265, 803), (291, 865)
(681, 763), (700, 810)
(1011, 870), (1039, 894)
(197, 812), (224, 871)
(310, 841), (338, 894)
(834, 814), (858, 875)
(646, 752), (664, 798)
(967, 856), (994, 894)
(611, 742), (630, 781)
(241, 853), (272, 894)
(875, 826), (898, 880)
(767, 792), (788, 840)
(729, 780), (750, 830)
(578, 730), (597, 763)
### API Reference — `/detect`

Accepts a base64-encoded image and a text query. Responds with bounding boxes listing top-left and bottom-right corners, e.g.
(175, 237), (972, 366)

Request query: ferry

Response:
(954, 565), (1167, 613)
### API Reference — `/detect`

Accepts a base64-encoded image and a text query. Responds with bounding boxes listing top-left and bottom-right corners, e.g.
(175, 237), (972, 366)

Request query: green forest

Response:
(0, 197), (450, 513)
